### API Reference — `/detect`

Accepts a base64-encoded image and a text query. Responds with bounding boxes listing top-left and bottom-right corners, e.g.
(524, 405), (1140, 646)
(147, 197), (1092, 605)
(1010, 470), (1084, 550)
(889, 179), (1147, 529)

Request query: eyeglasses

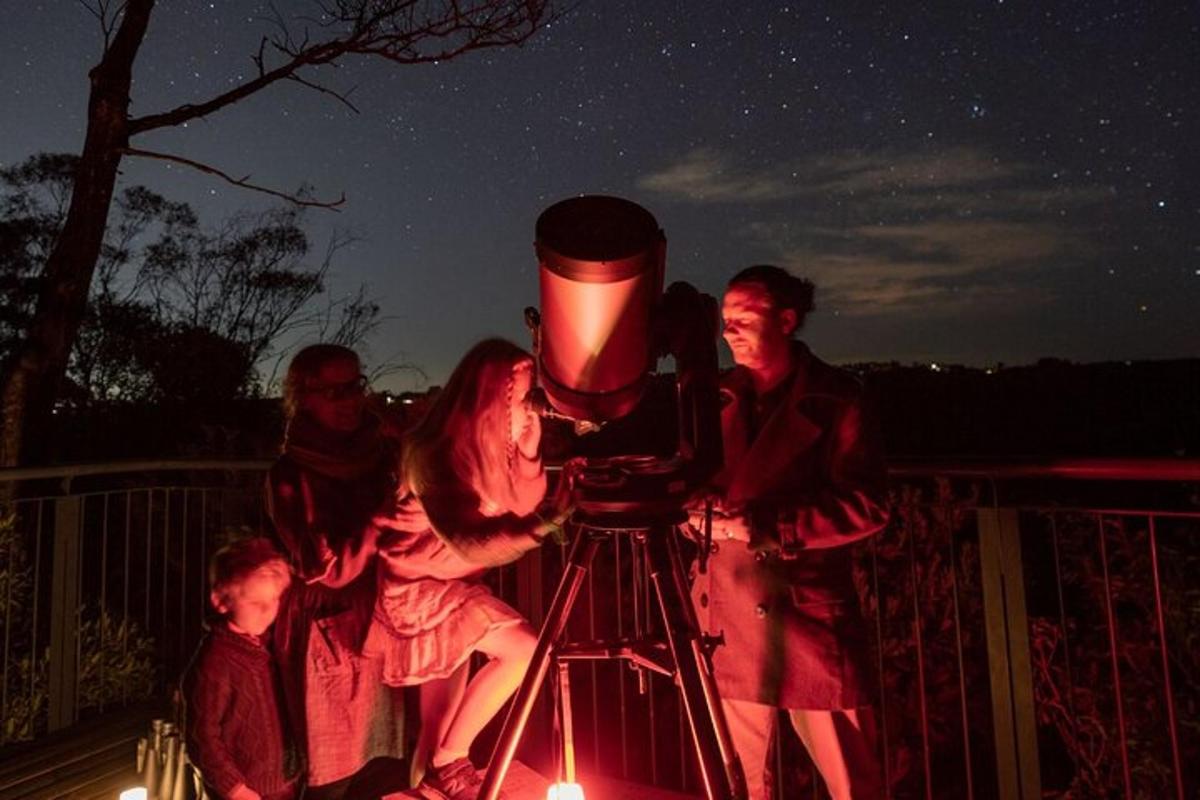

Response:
(305, 374), (369, 401)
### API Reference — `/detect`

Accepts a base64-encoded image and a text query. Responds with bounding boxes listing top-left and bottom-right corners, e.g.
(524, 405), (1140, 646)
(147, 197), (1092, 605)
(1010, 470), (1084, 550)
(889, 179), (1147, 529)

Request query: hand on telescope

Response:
(536, 504), (574, 545)
(550, 457), (585, 512)
(227, 784), (262, 800)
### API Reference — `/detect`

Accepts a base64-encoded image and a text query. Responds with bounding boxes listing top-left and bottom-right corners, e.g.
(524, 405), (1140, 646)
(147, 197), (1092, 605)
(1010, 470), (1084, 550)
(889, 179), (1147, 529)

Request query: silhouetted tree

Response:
(0, 0), (552, 466)
(2, 153), (374, 415)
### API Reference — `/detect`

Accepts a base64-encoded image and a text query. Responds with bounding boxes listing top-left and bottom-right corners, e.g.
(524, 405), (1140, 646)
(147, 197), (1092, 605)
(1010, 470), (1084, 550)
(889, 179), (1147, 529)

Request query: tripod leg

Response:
(479, 531), (602, 800)
(645, 526), (748, 800)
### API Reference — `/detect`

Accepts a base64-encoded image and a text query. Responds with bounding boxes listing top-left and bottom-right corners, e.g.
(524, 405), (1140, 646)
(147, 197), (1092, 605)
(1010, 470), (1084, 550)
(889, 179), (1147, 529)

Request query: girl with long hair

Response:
(370, 338), (564, 800)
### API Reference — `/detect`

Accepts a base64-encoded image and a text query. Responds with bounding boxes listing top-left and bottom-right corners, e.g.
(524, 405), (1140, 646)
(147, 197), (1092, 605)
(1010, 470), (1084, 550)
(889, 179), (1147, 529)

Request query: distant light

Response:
(401, 397), (414, 405)
(120, 789), (147, 800)
(547, 783), (585, 800)
(384, 396), (395, 405)
(930, 362), (941, 372)
(985, 368), (994, 375)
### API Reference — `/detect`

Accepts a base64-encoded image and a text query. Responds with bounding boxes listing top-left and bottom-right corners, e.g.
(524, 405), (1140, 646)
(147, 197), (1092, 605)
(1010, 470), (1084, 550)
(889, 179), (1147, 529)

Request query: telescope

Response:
(480, 196), (747, 800)
(528, 195), (725, 520)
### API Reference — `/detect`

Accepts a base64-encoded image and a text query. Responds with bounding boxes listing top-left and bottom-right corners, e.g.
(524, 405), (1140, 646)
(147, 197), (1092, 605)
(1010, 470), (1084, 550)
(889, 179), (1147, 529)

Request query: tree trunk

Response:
(0, 1), (155, 467)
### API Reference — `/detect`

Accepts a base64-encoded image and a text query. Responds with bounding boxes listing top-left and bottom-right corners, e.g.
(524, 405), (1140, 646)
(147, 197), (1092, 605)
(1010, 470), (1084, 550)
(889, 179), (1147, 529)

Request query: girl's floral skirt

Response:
(363, 576), (525, 686)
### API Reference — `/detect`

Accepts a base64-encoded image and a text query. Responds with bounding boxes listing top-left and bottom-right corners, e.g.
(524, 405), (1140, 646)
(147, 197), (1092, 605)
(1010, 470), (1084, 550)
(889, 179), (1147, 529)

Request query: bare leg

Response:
(431, 622), (537, 766)
(722, 697), (777, 800)
(789, 707), (883, 800)
(411, 663), (470, 785)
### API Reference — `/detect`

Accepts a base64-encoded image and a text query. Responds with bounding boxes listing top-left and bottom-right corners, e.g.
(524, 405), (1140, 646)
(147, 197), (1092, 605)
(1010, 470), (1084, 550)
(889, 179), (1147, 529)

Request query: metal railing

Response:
(0, 461), (271, 745)
(1, 458), (1196, 800)
(487, 459), (1200, 800)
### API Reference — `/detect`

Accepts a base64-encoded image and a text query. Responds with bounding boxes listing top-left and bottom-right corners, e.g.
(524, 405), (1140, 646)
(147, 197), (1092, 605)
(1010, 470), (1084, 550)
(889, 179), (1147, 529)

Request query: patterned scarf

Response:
(283, 412), (389, 482)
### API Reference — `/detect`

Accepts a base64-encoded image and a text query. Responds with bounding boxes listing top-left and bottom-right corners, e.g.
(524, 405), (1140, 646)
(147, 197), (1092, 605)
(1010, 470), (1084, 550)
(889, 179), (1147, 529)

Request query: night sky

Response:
(2, 1), (1197, 389)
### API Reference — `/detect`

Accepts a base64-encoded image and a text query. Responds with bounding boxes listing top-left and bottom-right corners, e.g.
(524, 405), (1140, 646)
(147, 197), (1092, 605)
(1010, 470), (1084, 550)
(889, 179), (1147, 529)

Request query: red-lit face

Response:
(301, 357), (366, 433)
(721, 283), (796, 373)
(510, 361), (540, 459)
(214, 567), (289, 637)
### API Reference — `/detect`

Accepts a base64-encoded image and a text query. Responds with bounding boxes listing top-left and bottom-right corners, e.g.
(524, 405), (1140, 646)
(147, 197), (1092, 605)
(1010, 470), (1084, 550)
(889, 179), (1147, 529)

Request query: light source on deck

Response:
(546, 782), (585, 800)
(118, 789), (147, 800)
(546, 660), (585, 800)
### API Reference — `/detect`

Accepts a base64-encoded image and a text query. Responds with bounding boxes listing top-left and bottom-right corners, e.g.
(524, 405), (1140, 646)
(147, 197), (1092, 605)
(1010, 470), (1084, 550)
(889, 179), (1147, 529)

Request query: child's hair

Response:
(209, 537), (291, 609)
(402, 338), (535, 514)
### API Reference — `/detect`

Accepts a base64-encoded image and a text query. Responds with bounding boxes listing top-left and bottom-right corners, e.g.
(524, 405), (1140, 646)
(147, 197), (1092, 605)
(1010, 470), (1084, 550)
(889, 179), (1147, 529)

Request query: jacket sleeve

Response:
(753, 392), (889, 555)
(419, 478), (545, 568)
(182, 650), (249, 796)
(265, 463), (377, 587)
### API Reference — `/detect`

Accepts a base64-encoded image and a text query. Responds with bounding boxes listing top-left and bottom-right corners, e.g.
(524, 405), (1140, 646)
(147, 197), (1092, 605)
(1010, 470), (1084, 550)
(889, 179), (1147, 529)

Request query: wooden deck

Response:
(574, 771), (701, 799)
(0, 719), (700, 800)
(379, 762), (702, 799)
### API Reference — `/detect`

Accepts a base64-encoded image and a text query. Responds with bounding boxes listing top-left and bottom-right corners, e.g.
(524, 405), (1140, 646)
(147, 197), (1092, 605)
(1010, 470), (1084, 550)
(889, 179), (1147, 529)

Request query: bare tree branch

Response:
(286, 72), (361, 114)
(77, 0), (127, 50)
(120, 147), (346, 210)
(127, 1), (553, 135)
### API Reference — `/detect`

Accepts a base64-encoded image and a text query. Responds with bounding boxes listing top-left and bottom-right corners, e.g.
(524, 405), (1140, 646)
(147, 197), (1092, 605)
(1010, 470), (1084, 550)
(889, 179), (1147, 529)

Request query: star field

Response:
(0, 1), (1196, 386)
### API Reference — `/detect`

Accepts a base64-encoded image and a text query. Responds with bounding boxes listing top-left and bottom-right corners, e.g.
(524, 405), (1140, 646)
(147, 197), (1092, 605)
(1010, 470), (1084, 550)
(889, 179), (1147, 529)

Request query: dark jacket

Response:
(694, 343), (889, 708)
(182, 623), (300, 798)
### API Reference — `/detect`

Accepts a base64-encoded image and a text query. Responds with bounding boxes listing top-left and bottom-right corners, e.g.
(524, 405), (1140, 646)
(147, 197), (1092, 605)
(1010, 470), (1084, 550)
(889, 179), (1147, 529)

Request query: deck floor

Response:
(378, 762), (702, 799)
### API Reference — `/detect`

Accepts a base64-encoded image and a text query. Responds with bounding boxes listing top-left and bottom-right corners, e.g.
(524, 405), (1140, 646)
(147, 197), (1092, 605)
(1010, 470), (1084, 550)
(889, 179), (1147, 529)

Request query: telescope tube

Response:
(534, 195), (665, 423)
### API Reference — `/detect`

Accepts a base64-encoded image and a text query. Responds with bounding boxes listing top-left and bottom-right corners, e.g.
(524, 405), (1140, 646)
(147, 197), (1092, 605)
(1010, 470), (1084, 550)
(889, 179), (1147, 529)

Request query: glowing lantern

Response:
(546, 782), (585, 800)
(119, 789), (147, 800)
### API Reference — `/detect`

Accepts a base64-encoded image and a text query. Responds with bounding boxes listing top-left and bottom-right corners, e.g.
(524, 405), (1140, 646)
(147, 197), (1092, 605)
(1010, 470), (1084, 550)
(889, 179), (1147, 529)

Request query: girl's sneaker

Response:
(418, 757), (499, 800)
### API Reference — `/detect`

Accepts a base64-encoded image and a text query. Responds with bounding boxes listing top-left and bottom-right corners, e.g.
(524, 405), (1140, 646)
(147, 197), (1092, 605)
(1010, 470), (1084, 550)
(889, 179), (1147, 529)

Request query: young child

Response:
(183, 537), (301, 800)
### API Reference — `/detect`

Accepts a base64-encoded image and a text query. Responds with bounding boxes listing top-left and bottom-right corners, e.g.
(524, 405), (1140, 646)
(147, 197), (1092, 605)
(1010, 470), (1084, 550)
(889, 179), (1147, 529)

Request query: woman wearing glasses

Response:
(265, 344), (412, 799)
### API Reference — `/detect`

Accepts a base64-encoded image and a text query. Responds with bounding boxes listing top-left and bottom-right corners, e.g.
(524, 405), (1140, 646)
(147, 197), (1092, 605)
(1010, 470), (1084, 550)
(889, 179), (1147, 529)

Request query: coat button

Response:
(754, 550), (769, 563)
(699, 592), (709, 608)
(709, 541), (720, 554)
(755, 604), (767, 618)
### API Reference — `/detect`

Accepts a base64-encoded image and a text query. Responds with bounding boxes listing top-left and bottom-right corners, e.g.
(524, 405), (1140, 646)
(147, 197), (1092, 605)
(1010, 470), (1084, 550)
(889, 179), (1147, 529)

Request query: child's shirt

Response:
(182, 622), (300, 798)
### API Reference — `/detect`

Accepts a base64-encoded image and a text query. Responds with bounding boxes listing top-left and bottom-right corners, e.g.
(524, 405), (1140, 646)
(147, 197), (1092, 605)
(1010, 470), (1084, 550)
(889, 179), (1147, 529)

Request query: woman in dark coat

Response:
(266, 344), (407, 799)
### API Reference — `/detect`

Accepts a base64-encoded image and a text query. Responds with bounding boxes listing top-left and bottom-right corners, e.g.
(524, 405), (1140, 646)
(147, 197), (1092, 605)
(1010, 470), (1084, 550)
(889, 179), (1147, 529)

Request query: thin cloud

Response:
(636, 148), (798, 202)
(637, 146), (1027, 204)
(640, 146), (1107, 317)
(774, 219), (1073, 316)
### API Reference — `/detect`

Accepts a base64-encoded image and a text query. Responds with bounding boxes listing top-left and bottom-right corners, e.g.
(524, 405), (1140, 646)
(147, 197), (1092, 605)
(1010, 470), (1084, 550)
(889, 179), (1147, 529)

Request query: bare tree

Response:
(1, 0), (552, 466)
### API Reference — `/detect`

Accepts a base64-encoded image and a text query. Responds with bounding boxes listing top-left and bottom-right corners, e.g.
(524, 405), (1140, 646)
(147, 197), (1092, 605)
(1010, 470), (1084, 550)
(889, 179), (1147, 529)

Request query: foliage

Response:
(1027, 512), (1200, 798)
(76, 606), (158, 715)
(0, 153), (378, 408)
(0, 511), (157, 745)
(767, 482), (1197, 799)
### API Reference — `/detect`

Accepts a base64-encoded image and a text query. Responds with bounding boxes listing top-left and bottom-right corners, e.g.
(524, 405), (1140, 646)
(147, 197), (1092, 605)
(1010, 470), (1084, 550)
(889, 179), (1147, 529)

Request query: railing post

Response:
(977, 507), (1041, 800)
(47, 495), (81, 731)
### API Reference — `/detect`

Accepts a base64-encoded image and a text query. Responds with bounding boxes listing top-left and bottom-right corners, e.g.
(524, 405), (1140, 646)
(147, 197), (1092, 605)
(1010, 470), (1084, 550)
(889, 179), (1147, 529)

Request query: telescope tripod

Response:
(478, 518), (747, 800)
